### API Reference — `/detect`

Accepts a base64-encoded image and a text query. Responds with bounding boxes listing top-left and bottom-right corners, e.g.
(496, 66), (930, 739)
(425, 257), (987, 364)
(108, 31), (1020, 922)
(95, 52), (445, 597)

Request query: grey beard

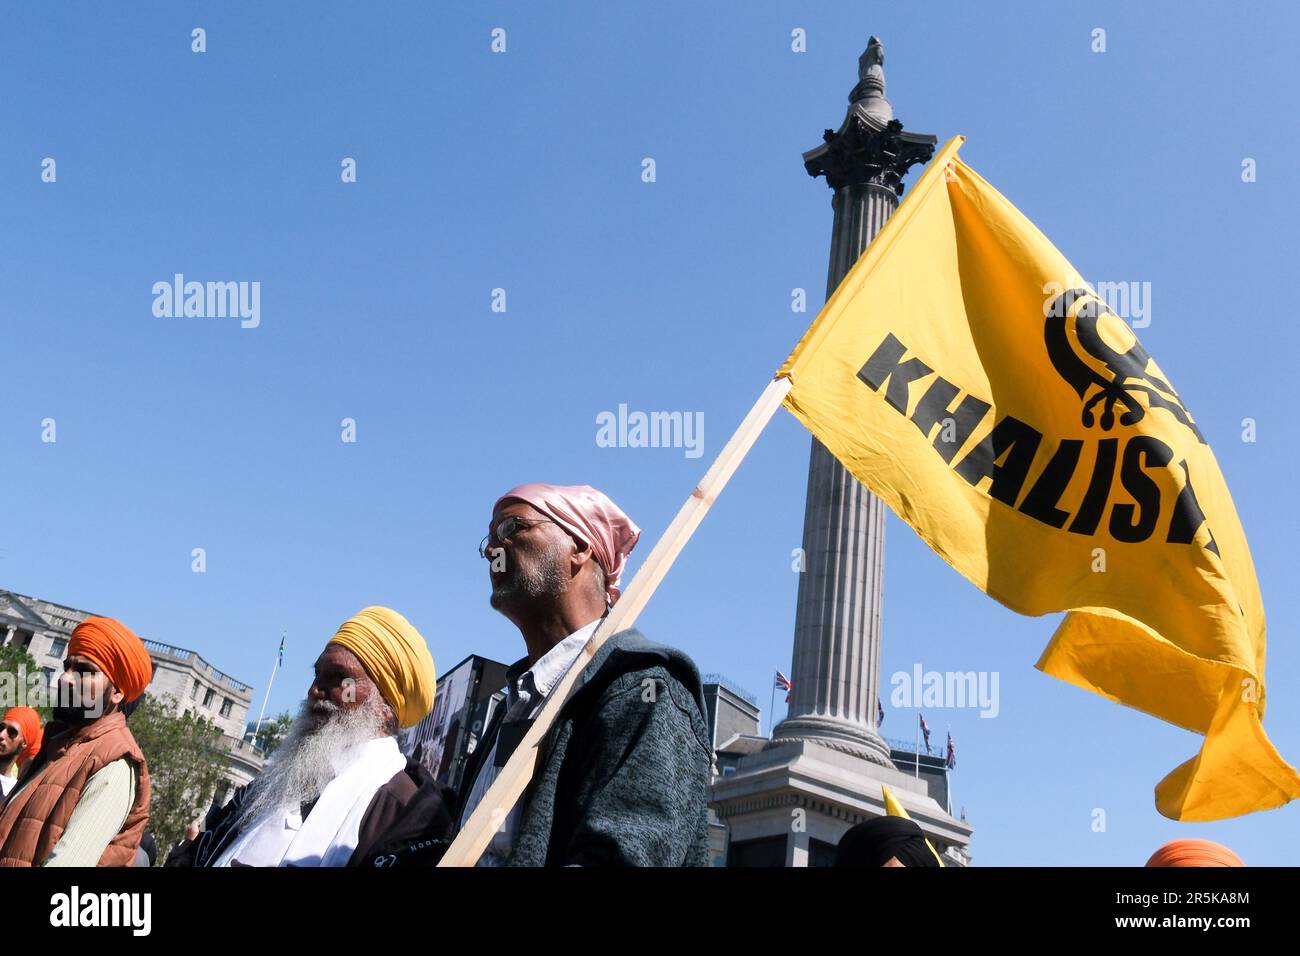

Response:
(238, 696), (388, 829)
(490, 550), (569, 609)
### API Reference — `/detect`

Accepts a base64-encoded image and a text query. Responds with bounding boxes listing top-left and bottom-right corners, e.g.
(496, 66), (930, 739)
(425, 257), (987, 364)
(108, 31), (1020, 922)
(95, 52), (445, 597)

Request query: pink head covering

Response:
(493, 483), (641, 603)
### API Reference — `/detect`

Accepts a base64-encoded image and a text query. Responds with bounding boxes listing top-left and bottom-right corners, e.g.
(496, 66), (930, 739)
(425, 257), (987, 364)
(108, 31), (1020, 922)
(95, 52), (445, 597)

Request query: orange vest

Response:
(0, 711), (150, 867)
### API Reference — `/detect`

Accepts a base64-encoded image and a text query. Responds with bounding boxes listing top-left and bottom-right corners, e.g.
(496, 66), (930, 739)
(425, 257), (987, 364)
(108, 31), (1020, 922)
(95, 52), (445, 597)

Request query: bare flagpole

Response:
(250, 631), (284, 749)
(440, 376), (793, 866)
(915, 714), (921, 778)
(768, 679), (777, 738)
(946, 722), (953, 816)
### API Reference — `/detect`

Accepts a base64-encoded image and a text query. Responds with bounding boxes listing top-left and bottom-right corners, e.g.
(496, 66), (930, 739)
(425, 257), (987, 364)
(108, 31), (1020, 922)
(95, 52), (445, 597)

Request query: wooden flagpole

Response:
(438, 374), (793, 866)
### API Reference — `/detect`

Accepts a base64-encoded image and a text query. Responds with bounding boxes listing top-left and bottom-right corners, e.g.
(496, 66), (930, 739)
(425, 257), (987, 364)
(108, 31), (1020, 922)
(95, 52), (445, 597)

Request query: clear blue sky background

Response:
(3, 1), (1297, 865)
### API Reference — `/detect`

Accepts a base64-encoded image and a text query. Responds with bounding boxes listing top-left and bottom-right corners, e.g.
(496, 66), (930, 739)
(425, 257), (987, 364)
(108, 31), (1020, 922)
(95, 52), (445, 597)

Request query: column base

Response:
(769, 714), (893, 767)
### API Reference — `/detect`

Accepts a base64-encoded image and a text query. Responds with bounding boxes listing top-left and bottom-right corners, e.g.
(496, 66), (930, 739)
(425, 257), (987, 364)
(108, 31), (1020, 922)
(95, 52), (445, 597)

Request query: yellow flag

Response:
(778, 135), (1300, 821)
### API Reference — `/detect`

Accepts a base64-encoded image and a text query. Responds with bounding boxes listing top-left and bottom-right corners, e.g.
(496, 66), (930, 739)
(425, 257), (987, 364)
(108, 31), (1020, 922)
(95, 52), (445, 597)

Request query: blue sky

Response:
(3, 1), (1298, 865)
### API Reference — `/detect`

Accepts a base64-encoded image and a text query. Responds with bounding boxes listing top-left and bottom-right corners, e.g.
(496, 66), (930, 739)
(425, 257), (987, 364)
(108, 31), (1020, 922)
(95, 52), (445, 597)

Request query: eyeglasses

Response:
(478, 515), (552, 559)
(1, 725), (20, 740)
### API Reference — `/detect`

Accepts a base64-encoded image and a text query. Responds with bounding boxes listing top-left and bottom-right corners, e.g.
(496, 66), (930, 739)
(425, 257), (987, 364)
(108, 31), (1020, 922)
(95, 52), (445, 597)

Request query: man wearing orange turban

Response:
(1145, 838), (1246, 867)
(0, 707), (42, 798)
(167, 606), (454, 868)
(0, 616), (153, 867)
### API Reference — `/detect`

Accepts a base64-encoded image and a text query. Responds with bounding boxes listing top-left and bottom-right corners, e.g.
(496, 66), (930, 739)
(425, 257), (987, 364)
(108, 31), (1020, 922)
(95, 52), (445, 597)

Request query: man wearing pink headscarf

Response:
(457, 482), (711, 866)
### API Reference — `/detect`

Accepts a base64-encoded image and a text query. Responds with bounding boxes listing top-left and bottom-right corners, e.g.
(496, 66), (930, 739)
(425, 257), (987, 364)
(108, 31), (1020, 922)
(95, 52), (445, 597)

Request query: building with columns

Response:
(709, 37), (973, 866)
(0, 588), (264, 799)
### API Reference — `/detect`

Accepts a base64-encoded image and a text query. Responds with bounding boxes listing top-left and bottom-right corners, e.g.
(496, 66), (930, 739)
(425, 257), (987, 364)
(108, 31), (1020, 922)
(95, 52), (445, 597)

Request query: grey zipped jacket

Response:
(459, 628), (711, 867)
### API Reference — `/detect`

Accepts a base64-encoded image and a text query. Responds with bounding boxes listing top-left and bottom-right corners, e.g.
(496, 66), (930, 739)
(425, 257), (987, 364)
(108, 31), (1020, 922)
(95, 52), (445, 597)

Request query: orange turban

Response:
(3, 707), (43, 762)
(1145, 838), (1245, 867)
(68, 616), (153, 703)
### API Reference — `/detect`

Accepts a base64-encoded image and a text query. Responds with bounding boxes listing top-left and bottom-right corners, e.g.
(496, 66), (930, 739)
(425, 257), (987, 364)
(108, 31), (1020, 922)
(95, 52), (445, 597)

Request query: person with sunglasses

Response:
(0, 616), (153, 867)
(457, 482), (712, 866)
(0, 707), (43, 798)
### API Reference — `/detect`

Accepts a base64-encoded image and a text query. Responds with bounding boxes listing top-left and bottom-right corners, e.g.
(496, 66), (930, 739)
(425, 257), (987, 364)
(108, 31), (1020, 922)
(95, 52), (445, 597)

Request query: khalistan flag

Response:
(777, 136), (1300, 821)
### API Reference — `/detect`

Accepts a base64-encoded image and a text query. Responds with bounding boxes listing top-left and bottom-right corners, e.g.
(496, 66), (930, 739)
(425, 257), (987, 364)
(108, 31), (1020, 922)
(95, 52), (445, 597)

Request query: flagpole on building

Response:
(915, 714), (920, 778)
(768, 680), (777, 738)
(946, 723), (953, 816)
(250, 631), (284, 750)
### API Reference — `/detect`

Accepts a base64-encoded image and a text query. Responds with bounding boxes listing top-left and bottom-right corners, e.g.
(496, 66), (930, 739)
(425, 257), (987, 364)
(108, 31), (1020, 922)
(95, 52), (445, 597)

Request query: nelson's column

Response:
(710, 37), (974, 866)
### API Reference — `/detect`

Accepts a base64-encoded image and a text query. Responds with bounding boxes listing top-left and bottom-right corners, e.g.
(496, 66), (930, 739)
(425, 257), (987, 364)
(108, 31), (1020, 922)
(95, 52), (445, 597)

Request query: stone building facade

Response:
(0, 588), (264, 800)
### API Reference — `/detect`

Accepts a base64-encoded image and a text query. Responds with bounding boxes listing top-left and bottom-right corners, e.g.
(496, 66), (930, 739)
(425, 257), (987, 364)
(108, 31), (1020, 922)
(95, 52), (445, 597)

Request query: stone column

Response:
(772, 37), (936, 766)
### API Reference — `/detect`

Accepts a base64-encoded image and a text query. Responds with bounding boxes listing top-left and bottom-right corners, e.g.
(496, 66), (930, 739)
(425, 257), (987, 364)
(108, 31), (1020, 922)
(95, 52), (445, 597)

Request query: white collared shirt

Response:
(458, 617), (601, 865)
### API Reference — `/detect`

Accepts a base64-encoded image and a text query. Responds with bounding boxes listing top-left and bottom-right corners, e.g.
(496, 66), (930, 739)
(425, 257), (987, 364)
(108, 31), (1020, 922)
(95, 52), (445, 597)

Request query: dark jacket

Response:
(165, 756), (456, 868)
(457, 628), (712, 867)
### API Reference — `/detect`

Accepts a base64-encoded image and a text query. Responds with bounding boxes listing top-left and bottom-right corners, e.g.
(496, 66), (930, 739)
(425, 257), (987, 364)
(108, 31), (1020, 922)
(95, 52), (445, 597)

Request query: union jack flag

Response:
(946, 731), (956, 770)
(920, 714), (932, 754)
(775, 670), (792, 703)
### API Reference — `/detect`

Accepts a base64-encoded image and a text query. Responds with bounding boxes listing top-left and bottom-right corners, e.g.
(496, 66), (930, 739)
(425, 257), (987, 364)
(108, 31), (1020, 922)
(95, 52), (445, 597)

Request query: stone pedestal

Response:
(711, 739), (972, 866)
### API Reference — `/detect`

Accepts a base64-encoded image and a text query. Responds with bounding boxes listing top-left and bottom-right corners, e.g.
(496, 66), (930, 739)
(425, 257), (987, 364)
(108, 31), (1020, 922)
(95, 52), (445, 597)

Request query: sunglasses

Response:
(1, 725), (20, 740)
(478, 515), (553, 559)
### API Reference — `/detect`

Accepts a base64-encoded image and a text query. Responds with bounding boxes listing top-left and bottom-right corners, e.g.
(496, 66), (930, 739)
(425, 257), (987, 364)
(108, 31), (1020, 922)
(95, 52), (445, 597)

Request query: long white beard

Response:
(239, 697), (388, 828)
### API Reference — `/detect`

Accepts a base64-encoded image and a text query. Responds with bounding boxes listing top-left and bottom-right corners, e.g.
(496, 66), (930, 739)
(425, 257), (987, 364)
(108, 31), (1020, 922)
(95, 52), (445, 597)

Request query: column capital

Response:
(802, 36), (938, 195)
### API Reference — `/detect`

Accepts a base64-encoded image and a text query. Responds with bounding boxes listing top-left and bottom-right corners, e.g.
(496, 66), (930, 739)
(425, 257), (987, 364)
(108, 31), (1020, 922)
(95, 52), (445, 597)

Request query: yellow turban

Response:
(327, 607), (436, 729)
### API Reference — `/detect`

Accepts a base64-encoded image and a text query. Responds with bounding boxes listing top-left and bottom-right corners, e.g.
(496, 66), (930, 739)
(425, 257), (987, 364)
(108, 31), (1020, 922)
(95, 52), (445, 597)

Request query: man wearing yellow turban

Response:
(327, 606), (438, 731)
(167, 606), (455, 868)
(0, 616), (154, 867)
